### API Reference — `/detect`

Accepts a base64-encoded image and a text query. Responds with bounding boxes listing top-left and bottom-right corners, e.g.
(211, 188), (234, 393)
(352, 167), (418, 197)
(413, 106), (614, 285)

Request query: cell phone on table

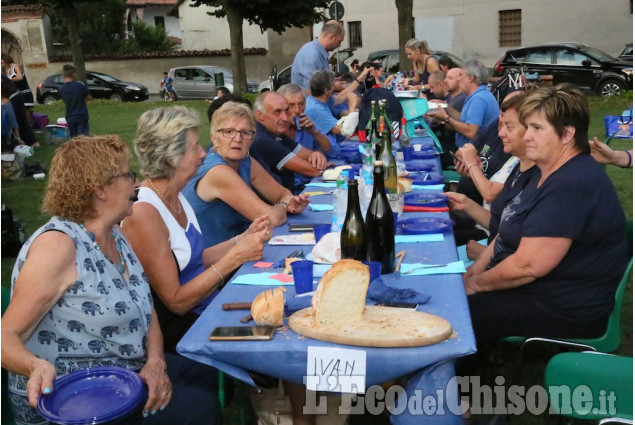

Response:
(376, 301), (418, 310)
(289, 223), (322, 232)
(209, 326), (275, 341)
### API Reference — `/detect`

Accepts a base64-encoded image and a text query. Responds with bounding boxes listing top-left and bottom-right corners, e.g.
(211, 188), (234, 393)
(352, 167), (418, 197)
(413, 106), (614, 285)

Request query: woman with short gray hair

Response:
(123, 105), (271, 353)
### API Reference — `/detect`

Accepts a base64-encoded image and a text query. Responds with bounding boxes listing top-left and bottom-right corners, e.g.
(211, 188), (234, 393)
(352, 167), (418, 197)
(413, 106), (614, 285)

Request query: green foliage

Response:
(121, 21), (176, 53)
(190, 0), (331, 34)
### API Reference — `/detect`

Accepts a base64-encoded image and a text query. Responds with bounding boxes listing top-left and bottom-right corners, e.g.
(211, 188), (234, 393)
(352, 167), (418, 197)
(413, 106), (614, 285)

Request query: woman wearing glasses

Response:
(182, 101), (309, 248)
(2, 136), (222, 424)
(123, 106), (271, 354)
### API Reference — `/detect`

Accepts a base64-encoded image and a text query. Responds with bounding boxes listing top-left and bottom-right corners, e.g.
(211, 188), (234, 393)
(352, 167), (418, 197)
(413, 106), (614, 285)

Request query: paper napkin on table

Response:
(232, 273), (294, 285)
(395, 234), (444, 243)
(309, 204), (334, 212)
(306, 182), (337, 188)
(400, 261), (466, 276)
(457, 239), (488, 268)
(268, 233), (316, 245)
(412, 184), (445, 192)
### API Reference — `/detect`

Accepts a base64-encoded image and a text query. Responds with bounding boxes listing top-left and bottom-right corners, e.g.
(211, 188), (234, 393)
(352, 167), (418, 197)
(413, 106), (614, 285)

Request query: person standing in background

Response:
(1, 54), (34, 126)
(58, 64), (92, 137)
(291, 20), (345, 92)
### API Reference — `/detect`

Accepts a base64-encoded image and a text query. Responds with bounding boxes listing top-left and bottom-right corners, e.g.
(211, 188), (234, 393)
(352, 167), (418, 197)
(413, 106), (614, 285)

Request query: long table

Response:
(177, 139), (476, 424)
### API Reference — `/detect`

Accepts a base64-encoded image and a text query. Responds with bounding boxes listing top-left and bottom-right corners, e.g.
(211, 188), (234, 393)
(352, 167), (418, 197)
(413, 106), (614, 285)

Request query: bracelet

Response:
(444, 116), (451, 125)
(467, 163), (477, 172)
(234, 235), (238, 245)
(622, 150), (632, 168)
(210, 264), (224, 285)
(275, 201), (288, 208)
(356, 79), (363, 84)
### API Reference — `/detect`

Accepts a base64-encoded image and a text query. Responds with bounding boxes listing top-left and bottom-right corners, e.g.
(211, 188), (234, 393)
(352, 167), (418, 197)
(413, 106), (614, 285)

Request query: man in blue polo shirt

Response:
(291, 20), (345, 92)
(58, 64), (92, 137)
(427, 60), (499, 147)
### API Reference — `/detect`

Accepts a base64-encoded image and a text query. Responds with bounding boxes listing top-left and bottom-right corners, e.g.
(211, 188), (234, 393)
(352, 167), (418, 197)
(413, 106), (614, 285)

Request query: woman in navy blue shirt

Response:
(465, 84), (630, 343)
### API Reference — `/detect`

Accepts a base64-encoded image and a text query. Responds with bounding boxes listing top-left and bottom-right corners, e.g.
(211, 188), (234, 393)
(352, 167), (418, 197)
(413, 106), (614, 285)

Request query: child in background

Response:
(161, 71), (175, 101)
(58, 64), (91, 137)
(1, 80), (22, 150)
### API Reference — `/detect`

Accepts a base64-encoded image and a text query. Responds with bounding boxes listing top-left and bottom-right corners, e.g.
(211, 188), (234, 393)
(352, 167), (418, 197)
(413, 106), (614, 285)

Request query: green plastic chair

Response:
(545, 352), (633, 423)
(502, 219), (633, 354)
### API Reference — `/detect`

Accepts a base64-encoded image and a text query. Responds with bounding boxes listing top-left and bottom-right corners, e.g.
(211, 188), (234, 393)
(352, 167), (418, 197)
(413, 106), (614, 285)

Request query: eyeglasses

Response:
(110, 170), (137, 183)
(217, 128), (256, 140)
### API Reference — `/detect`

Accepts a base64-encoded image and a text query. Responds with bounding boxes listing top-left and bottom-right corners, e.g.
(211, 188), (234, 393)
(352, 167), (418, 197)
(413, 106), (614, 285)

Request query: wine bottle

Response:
(365, 161), (395, 274)
(379, 121), (398, 195)
(365, 100), (378, 146)
(398, 116), (411, 149)
(341, 178), (367, 261)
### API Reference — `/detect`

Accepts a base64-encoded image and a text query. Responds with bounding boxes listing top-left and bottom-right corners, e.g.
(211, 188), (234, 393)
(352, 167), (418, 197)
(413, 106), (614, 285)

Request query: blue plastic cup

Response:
(313, 224), (331, 243)
(362, 261), (382, 283)
(403, 146), (413, 161)
(291, 260), (314, 294)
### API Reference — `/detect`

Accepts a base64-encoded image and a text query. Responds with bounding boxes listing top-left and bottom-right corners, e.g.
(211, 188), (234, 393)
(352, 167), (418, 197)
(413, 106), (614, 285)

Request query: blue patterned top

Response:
(8, 217), (153, 425)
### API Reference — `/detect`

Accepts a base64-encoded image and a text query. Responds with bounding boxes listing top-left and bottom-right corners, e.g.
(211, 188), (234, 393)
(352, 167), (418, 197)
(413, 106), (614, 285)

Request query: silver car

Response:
(167, 65), (258, 99)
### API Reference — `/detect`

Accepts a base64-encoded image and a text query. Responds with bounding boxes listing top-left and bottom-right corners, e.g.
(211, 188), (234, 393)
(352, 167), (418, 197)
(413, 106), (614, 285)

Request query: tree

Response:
(190, 0), (331, 95)
(395, 0), (413, 74)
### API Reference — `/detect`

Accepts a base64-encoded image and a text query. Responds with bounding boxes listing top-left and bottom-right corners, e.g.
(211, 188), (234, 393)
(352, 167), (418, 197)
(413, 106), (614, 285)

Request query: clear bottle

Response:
(341, 178), (367, 261)
(365, 161), (395, 274)
(364, 101), (379, 147)
(398, 116), (411, 150)
(331, 178), (347, 232)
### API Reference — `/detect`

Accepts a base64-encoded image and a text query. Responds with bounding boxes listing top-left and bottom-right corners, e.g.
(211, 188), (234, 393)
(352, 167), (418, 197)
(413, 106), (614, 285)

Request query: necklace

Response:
(80, 224), (126, 275)
(149, 179), (182, 215)
(511, 167), (523, 187)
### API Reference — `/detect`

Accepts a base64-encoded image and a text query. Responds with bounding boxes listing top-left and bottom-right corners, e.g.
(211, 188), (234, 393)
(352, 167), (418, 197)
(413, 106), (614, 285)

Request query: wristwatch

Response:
(444, 116), (451, 124)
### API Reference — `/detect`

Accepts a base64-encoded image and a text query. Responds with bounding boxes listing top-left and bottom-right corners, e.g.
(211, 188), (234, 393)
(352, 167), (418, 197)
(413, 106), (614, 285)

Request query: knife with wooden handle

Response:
(222, 302), (252, 311)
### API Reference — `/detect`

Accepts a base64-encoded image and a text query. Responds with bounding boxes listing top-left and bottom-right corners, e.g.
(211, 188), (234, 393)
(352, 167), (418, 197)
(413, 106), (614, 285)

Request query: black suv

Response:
(494, 42), (633, 97)
(36, 71), (149, 104)
(367, 49), (464, 73)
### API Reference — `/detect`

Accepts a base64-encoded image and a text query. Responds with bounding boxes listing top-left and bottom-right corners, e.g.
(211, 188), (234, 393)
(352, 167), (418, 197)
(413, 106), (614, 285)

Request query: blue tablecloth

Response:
(177, 139), (475, 424)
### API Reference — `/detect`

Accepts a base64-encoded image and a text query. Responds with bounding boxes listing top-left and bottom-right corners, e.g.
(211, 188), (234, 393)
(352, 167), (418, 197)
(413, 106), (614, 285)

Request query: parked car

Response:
(367, 49), (465, 73)
(36, 71), (148, 105)
(257, 48), (357, 93)
(167, 65), (258, 99)
(494, 42), (633, 96)
(618, 43), (633, 63)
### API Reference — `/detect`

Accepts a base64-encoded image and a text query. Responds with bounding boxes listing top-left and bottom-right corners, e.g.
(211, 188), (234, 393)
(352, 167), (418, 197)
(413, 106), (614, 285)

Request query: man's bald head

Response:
(319, 20), (345, 51)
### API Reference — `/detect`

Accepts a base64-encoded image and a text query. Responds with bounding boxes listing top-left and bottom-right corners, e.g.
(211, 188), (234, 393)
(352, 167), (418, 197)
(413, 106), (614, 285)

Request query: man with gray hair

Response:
(251, 91), (328, 193)
(427, 60), (499, 147)
(291, 20), (346, 92)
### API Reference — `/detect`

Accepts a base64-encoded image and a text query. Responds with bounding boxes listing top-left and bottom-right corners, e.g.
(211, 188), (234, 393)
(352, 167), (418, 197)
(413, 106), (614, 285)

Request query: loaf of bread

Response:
(311, 259), (369, 327)
(251, 287), (286, 327)
(397, 177), (413, 193)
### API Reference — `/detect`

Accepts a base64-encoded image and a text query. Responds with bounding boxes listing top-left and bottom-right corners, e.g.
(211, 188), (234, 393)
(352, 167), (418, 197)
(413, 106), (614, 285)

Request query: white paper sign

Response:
(305, 346), (366, 393)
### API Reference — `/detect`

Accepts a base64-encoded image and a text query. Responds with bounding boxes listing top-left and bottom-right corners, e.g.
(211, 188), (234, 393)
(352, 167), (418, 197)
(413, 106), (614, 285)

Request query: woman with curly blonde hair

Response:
(3, 135), (222, 424)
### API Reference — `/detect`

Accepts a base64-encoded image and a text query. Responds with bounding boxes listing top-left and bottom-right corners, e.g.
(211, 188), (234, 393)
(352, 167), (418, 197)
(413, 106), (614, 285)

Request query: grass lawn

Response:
(1, 93), (632, 424)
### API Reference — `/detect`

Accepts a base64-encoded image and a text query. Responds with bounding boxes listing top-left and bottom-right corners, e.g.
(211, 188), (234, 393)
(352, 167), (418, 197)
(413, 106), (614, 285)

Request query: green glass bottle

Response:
(379, 120), (398, 195)
(340, 178), (367, 261)
(365, 161), (395, 274)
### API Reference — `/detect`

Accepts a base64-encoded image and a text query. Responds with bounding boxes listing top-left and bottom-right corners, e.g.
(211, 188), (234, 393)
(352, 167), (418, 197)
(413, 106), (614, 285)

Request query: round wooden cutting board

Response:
(288, 306), (453, 347)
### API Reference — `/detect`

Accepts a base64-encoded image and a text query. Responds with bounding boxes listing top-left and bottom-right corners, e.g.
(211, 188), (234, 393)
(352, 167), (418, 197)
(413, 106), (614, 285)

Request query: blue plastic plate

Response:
(404, 193), (448, 207)
(38, 367), (145, 425)
(408, 172), (444, 185)
(405, 161), (434, 172)
(411, 149), (438, 159)
(397, 217), (455, 234)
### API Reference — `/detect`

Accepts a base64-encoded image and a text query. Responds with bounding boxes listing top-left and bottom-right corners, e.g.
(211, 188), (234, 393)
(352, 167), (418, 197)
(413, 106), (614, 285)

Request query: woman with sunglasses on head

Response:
(403, 38), (440, 94)
(2, 136), (222, 424)
(123, 106), (271, 355)
(182, 100), (309, 249)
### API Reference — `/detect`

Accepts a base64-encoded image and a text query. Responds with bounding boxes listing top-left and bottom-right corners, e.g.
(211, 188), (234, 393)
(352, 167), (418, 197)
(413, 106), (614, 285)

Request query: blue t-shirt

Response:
(456, 85), (500, 147)
(1, 102), (18, 137)
(305, 96), (341, 157)
(492, 154), (629, 321)
(58, 81), (89, 120)
(250, 122), (302, 192)
(162, 76), (174, 91)
(291, 39), (329, 91)
(182, 152), (252, 248)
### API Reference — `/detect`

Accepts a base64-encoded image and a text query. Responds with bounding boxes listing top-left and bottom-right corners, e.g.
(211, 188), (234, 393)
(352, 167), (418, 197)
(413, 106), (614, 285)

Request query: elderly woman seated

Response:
(123, 106), (271, 353)
(465, 84), (630, 343)
(2, 136), (221, 424)
(180, 101), (310, 248)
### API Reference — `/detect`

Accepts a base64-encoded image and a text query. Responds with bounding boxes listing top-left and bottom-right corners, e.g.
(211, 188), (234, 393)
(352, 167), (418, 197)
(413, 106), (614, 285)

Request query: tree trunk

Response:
(61, 2), (87, 84)
(222, 0), (246, 95)
(395, 0), (413, 75)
